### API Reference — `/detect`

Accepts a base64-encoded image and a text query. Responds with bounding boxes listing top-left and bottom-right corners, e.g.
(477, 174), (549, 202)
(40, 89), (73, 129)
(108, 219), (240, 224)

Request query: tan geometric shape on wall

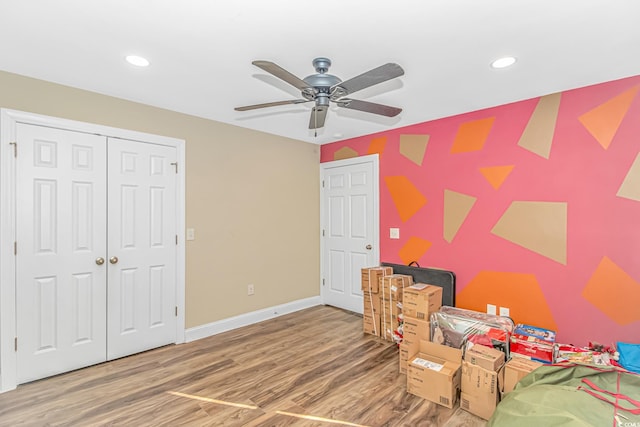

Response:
(491, 201), (567, 265)
(333, 146), (358, 161)
(518, 93), (562, 159)
(479, 165), (515, 190)
(384, 176), (427, 222)
(457, 271), (558, 331)
(617, 152), (640, 202)
(368, 136), (387, 156)
(582, 256), (640, 325)
(578, 85), (639, 150)
(450, 117), (495, 153)
(399, 236), (432, 265)
(399, 134), (430, 166)
(443, 190), (477, 243)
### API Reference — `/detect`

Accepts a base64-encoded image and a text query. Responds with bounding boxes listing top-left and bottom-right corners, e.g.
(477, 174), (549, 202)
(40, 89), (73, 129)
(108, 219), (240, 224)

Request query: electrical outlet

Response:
(247, 284), (255, 296)
(499, 306), (510, 317)
(487, 304), (497, 315)
(390, 228), (400, 239)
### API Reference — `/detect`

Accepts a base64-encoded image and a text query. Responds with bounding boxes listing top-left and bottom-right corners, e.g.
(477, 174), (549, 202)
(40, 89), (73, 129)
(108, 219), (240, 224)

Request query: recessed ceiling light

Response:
(125, 55), (150, 67)
(333, 133), (343, 138)
(491, 56), (517, 69)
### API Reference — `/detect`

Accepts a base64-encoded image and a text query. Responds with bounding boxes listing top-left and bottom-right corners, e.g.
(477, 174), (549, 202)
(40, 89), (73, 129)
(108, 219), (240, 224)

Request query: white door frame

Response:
(0, 109), (186, 393)
(319, 154), (380, 306)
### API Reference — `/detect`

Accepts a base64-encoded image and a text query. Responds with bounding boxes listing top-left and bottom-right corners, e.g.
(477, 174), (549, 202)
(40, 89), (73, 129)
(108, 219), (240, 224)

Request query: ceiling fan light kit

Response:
(235, 57), (404, 130)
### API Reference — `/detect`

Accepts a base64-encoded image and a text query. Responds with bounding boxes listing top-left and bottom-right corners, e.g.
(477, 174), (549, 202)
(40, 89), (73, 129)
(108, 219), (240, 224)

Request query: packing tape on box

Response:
(367, 269), (377, 336)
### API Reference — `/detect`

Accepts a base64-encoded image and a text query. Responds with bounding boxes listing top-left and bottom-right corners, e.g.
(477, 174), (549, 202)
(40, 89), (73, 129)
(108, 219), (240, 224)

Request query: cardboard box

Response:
(380, 274), (413, 301)
(399, 342), (410, 374)
(400, 318), (431, 373)
(510, 324), (556, 363)
(402, 317), (430, 348)
(381, 299), (402, 318)
(361, 266), (393, 293)
(460, 361), (500, 420)
(403, 284), (443, 320)
(363, 313), (380, 336)
(407, 341), (462, 408)
(464, 344), (505, 372)
(503, 357), (543, 394)
(362, 290), (381, 316)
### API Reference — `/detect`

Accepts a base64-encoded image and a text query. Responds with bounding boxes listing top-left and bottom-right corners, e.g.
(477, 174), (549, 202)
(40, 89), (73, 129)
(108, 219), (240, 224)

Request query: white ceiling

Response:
(1, 0), (639, 145)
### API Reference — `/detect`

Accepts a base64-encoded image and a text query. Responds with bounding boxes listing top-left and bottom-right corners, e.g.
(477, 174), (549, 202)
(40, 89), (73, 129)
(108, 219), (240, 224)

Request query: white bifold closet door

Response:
(16, 124), (177, 384)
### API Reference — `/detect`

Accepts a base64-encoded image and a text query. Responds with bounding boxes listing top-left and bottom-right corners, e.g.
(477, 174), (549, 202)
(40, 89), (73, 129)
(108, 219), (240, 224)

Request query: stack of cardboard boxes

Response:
(460, 344), (505, 420)
(362, 266), (547, 420)
(399, 284), (443, 373)
(361, 266), (393, 337)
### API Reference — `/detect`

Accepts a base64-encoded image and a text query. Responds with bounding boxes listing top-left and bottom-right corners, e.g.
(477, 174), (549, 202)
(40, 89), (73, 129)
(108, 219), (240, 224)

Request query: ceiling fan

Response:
(235, 57), (405, 130)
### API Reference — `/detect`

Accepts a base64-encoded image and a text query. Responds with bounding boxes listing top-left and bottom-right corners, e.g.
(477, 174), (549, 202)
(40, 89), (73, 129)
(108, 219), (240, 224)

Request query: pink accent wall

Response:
(321, 75), (640, 346)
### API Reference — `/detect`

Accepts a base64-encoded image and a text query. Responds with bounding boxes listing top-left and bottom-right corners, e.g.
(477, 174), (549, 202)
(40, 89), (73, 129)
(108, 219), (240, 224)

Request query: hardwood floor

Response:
(0, 306), (487, 427)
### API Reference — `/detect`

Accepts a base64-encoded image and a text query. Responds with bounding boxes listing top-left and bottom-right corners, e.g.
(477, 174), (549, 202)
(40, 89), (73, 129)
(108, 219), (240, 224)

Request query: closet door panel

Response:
(15, 124), (108, 384)
(107, 138), (177, 359)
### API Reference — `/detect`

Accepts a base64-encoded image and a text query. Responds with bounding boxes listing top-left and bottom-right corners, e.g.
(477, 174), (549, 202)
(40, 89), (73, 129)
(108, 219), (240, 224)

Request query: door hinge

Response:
(14, 241), (17, 255)
(176, 235), (178, 245)
(175, 306), (178, 317)
(14, 337), (17, 351)
(322, 229), (325, 237)
(322, 278), (325, 286)
(322, 180), (325, 188)
(170, 162), (178, 173)
(9, 142), (17, 157)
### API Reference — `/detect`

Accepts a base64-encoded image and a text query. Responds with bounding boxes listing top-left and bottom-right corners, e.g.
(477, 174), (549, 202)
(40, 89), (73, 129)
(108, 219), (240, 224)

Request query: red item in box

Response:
(510, 324), (556, 363)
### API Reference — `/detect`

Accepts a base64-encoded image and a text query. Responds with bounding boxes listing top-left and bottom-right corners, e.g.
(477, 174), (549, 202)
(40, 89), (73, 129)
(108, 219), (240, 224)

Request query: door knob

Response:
(109, 256), (119, 264)
(366, 244), (372, 250)
(95, 257), (105, 265)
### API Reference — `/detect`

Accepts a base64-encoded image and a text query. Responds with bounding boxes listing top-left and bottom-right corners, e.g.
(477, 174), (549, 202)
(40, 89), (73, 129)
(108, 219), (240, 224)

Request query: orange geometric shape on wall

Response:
(578, 85), (639, 150)
(368, 136), (387, 156)
(582, 256), (640, 325)
(450, 117), (495, 153)
(479, 165), (515, 190)
(491, 201), (567, 265)
(617, 152), (640, 202)
(384, 176), (427, 222)
(457, 271), (558, 331)
(333, 146), (359, 161)
(518, 93), (561, 159)
(443, 190), (477, 243)
(399, 236), (432, 265)
(400, 134), (430, 166)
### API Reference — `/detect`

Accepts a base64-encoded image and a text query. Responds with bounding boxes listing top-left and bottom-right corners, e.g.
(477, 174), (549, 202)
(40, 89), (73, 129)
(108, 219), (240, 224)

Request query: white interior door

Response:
(321, 155), (379, 313)
(16, 124), (108, 383)
(107, 138), (177, 359)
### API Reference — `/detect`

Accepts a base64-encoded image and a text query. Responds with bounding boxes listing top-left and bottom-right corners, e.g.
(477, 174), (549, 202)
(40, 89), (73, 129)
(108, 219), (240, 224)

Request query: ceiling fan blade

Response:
(234, 99), (309, 111)
(252, 60), (311, 91)
(308, 106), (328, 129)
(331, 63), (404, 98)
(337, 99), (402, 117)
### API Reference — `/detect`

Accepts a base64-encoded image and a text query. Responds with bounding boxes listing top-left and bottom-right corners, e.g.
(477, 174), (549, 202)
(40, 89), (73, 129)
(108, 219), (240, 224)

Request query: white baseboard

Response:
(184, 296), (322, 343)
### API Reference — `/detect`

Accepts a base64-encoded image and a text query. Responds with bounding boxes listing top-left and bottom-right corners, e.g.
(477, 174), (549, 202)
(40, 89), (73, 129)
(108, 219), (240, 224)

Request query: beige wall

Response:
(0, 70), (320, 329)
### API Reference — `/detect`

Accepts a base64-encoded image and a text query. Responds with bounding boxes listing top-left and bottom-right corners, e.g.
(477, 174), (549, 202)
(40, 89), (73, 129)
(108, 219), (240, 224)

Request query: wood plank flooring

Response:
(0, 305), (487, 427)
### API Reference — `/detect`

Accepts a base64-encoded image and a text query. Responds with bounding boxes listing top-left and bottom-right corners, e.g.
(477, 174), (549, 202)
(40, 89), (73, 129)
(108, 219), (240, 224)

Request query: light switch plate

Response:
(186, 228), (195, 241)
(390, 228), (400, 239)
(486, 304), (497, 315)
(499, 306), (510, 317)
